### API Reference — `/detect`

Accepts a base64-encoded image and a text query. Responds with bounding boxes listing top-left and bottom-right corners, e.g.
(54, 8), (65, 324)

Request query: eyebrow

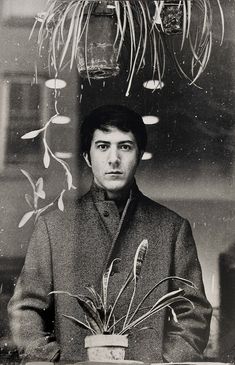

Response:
(94, 140), (135, 144)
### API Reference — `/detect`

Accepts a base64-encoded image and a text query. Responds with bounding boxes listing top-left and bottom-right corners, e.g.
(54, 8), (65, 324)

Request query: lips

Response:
(106, 171), (122, 175)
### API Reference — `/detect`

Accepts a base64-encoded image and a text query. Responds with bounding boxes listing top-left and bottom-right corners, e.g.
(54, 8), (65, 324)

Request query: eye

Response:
(97, 144), (108, 151)
(120, 144), (132, 151)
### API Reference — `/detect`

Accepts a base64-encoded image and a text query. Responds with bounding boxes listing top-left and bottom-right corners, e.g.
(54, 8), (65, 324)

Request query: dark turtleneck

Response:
(91, 179), (139, 217)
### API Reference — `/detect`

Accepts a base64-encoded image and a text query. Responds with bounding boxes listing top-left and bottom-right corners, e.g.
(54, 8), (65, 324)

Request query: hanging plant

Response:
(31, 0), (224, 93)
(18, 82), (76, 228)
(153, 0), (224, 84)
(32, 0), (158, 96)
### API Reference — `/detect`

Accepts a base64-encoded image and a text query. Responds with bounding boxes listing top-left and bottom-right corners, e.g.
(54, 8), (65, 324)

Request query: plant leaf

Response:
(66, 170), (73, 190)
(36, 177), (46, 199)
(169, 306), (178, 323)
(102, 258), (120, 312)
(120, 295), (189, 335)
(216, 0), (224, 45)
(36, 190), (46, 200)
(86, 285), (104, 310)
(35, 202), (54, 222)
(36, 177), (43, 189)
(50, 291), (103, 333)
(152, 288), (185, 310)
(59, 1), (80, 69)
(25, 194), (34, 208)
(21, 169), (35, 191)
(133, 239), (148, 284)
(43, 145), (50, 169)
(21, 129), (42, 139)
(105, 259), (135, 330)
(58, 189), (65, 211)
(51, 115), (70, 124)
(18, 211), (34, 228)
(62, 314), (92, 332)
(126, 275), (195, 328)
(85, 314), (96, 335)
(123, 239), (148, 328)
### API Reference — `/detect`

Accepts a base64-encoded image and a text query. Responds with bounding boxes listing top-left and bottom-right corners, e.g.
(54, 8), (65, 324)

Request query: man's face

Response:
(84, 126), (140, 198)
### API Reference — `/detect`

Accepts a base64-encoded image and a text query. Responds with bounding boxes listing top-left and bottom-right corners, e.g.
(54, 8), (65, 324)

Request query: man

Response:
(8, 105), (212, 362)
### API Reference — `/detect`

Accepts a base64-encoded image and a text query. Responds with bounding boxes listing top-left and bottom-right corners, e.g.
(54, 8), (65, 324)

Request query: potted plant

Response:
(50, 239), (196, 361)
(32, 0), (224, 94)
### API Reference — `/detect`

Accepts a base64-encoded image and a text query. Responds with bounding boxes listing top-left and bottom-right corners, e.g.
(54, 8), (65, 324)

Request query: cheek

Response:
(90, 156), (105, 172)
(126, 157), (138, 174)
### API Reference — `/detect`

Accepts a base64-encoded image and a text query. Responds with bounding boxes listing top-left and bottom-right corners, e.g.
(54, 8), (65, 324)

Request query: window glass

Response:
(2, 0), (47, 19)
(4, 76), (45, 164)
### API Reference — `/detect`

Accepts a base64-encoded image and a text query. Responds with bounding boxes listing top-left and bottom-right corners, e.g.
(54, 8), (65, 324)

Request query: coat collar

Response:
(89, 179), (141, 203)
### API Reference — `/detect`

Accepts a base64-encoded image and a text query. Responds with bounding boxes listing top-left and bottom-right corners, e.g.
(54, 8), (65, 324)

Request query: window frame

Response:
(0, 73), (49, 173)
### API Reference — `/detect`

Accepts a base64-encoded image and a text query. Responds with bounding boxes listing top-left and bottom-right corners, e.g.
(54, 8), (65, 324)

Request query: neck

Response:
(93, 180), (133, 202)
(106, 188), (130, 202)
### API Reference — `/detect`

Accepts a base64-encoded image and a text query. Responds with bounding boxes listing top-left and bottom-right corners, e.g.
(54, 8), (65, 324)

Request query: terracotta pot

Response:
(85, 334), (128, 361)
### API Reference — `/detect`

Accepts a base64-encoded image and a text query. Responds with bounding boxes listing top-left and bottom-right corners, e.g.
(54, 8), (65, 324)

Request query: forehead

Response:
(92, 126), (136, 143)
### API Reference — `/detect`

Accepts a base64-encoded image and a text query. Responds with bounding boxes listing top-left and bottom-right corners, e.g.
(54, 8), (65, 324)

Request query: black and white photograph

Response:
(0, 1), (235, 364)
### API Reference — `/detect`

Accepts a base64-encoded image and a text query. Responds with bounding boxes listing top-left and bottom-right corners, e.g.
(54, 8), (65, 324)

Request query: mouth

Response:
(106, 171), (122, 175)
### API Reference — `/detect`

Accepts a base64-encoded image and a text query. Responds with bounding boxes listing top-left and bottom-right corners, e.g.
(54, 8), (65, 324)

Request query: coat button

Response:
(103, 210), (109, 217)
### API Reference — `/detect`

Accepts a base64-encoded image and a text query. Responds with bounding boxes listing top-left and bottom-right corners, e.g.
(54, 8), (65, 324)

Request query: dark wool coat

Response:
(8, 184), (212, 362)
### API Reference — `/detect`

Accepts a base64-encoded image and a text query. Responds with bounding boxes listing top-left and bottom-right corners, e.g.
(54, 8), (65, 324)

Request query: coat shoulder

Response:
(39, 195), (87, 226)
(139, 193), (185, 226)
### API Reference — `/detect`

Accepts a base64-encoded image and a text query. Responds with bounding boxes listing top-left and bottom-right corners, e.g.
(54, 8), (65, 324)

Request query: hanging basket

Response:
(161, 1), (184, 35)
(76, 3), (120, 79)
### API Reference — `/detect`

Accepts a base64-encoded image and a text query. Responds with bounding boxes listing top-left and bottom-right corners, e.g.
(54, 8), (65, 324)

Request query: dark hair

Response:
(81, 104), (147, 154)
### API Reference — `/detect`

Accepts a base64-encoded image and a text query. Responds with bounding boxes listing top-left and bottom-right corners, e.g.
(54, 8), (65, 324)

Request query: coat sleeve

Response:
(7, 217), (60, 361)
(162, 219), (212, 362)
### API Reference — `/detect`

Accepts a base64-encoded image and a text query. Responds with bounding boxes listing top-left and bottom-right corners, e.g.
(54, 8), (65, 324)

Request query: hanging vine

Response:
(18, 78), (76, 228)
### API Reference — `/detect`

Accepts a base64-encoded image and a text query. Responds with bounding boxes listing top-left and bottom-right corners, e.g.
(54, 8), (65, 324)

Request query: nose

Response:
(108, 146), (120, 166)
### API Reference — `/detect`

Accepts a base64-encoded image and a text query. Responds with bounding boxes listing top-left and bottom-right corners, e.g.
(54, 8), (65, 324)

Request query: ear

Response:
(83, 152), (92, 168)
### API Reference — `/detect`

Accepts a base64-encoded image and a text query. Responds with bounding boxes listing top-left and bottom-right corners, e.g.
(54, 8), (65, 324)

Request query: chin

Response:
(105, 182), (126, 192)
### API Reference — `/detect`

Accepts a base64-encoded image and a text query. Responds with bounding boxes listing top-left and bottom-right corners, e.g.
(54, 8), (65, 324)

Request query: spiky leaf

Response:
(58, 189), (65, 211)
(62, 314), (92, 331)
(50, 290), (103, 333)
(133, 239), (148, 284)
(102, 258), (120, 311)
